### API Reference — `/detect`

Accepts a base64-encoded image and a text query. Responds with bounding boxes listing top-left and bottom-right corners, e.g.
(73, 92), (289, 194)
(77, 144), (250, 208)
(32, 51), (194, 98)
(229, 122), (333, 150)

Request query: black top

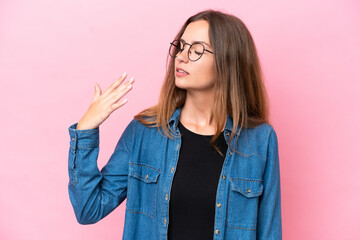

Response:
(167, 121), (228, 240)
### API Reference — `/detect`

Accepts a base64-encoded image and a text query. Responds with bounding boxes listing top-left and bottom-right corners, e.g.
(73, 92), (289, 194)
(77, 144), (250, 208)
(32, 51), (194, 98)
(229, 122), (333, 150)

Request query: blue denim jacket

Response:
(68, 107), (282, 240)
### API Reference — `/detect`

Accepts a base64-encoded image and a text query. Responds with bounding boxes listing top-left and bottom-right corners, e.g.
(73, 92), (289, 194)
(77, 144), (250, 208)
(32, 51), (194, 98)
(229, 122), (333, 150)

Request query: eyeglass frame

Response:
(169, 39), (214, 62)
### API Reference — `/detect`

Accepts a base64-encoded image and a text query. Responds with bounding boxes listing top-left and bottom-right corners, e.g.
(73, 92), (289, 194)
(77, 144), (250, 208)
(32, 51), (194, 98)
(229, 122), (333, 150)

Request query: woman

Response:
(68, 10), (282, 240)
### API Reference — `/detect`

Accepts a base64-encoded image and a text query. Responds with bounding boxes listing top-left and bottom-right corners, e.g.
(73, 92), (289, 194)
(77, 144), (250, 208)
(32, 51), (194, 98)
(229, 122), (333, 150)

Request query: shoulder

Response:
(234, 122), (277, 159)
(244, 122), (277, 143)
(123, 118), (162, 138)
(128, 118), (157, 130)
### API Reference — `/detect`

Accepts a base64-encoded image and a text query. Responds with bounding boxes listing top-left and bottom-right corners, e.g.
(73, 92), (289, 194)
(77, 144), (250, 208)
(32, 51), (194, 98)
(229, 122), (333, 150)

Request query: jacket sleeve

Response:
(256, 127), (282, 239)
(67, 119), (136, 224)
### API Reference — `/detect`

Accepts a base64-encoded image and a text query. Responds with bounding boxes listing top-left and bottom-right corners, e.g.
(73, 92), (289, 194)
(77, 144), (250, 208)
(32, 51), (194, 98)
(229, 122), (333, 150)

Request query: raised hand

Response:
(76, 72), (135, 130)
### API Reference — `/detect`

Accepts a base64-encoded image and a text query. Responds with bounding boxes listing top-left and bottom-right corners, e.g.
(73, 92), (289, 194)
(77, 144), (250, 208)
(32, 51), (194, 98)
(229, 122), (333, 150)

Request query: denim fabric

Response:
(68, 107), (282, 240)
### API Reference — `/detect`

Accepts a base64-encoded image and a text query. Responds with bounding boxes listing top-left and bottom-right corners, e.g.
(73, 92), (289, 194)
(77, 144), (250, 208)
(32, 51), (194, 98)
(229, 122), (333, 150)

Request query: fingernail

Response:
(128, 84), (132, 89)
(129, 77), (135, 83)
(122, 72), (127, 77)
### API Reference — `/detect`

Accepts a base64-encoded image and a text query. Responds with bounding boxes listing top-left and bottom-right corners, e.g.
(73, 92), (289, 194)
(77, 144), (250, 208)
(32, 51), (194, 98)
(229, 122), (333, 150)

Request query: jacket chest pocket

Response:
(126, 163), (161, 218)
(226, 177), (263, 230)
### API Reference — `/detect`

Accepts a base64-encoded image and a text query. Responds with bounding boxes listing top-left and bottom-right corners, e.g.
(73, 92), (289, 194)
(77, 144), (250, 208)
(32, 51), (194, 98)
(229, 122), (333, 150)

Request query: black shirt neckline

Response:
(178, 121), (224, 139)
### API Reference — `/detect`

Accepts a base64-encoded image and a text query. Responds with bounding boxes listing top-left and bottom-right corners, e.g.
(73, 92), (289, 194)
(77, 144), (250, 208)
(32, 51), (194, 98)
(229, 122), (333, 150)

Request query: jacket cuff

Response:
(68, 123), (99, 149)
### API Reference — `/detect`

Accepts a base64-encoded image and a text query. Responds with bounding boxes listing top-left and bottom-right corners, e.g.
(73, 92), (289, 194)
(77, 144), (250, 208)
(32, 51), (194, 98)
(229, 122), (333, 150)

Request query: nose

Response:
(176, 45), (189, 63)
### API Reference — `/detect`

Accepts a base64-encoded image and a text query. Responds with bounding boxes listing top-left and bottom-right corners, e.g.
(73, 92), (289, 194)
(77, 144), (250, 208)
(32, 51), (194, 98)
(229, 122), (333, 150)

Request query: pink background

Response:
(1, 0), (359, 239)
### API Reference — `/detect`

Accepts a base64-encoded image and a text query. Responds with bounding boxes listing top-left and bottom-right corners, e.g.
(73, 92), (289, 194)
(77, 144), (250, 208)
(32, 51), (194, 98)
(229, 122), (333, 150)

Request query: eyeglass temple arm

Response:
(205, 49), (214, 54)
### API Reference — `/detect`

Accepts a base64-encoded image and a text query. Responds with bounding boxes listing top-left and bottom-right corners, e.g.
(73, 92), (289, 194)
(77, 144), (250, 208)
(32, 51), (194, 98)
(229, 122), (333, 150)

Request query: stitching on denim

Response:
(261, 126), (275, 177)
(235, 123), (272, 161)
(70, 170), (78, 185)
(126, 163), (160, 218)
(129, 162), (162, 173)
(226, 189), (256, 230)
(226, 222), (256, 231)
(229, 178), (263, 182)
(229, 178), (263, 196)
(129, 119), (135, 154)
(76, 144), (99, 149)
(231, 186), (262, 197)
(154, 176), (158, 218)
(234, 151), (257, 158)
(244, 127), (263, 161)
(73, 128), (98, 133)
(226, 129), (259, 158)
(226, 185), (231, 228)
(130, 173), (159, 183)
(214, 147), (231, 234)
(72, 153), (76, 169)
(215, 176), (224, 235)
(126, 208), (155, 219)
(103, 191), (126, 205)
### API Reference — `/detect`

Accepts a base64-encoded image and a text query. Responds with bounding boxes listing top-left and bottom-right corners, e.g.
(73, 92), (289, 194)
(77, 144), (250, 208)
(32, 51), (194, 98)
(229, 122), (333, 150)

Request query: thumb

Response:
(93, 82), (102, 102)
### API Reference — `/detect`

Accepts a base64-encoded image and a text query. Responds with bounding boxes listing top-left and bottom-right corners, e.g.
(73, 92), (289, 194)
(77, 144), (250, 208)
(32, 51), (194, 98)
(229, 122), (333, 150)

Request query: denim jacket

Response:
(68, 107), (282, 240)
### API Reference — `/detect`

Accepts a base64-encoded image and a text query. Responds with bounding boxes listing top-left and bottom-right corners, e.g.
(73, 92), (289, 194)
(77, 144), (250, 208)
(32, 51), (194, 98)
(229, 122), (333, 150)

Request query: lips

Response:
(176, 67), (189, 74)
(175, 67), (189, 77)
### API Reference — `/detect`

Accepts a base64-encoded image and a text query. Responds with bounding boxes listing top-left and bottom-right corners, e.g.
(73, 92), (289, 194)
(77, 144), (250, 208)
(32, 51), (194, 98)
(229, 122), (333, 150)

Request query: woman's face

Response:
(174, 20), (215, 92)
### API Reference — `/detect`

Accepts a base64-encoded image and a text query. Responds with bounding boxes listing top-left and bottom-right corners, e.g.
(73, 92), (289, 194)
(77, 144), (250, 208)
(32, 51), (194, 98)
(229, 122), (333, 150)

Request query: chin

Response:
(175, 77), (188, 90)
(175, 77), (215, 91)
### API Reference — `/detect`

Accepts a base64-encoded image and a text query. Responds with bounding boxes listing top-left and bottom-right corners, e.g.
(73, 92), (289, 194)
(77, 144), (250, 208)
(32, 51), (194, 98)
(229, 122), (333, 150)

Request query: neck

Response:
(179, 89), (218, 134)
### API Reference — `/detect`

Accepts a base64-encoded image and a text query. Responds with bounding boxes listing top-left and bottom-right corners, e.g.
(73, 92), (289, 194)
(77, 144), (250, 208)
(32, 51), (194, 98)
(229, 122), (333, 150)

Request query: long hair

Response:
(134, 10), (269, 154)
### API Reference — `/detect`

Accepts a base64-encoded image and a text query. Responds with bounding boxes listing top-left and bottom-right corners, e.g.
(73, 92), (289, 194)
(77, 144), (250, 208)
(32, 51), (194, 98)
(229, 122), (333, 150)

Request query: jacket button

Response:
(229, 151), (233, 155)
(72, 137), (75, 141)
(145, 174), (149, 179)
(216, 203), (221, 208)
(215, 230), (220, 234)
(222, 175), (226, 179)
(171, 167), (174, 173)
(164, 219), (167, 225)
(247, 188), (251, 193)
(226, 132), (229, 136)
(165, 194), (168, 200)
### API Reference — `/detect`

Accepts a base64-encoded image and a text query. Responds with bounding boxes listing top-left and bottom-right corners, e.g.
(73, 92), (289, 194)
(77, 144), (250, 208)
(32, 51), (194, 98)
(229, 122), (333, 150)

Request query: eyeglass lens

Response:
(169, 40), (204, 61)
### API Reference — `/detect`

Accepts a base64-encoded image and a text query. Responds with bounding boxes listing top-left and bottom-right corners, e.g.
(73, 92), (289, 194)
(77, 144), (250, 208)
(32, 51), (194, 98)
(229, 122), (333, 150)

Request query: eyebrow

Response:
(180, 38), (212, 48)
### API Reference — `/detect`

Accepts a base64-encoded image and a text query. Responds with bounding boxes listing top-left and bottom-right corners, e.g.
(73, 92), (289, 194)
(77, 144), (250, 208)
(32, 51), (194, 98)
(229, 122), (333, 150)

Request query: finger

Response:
(102, 77), (134, 104)
(111, 98), (128, 111)
(128, 77), (135, 85)
(92, 82), (102, 103)
(113, 77), (135, 96)
(97, 82), (102, 95)
(103, 72), (127, 96)
(115, 80), (134, 100)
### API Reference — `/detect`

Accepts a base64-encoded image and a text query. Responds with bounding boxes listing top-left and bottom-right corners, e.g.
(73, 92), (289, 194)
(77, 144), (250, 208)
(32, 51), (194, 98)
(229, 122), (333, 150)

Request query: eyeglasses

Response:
(169, 40), (214, 61)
